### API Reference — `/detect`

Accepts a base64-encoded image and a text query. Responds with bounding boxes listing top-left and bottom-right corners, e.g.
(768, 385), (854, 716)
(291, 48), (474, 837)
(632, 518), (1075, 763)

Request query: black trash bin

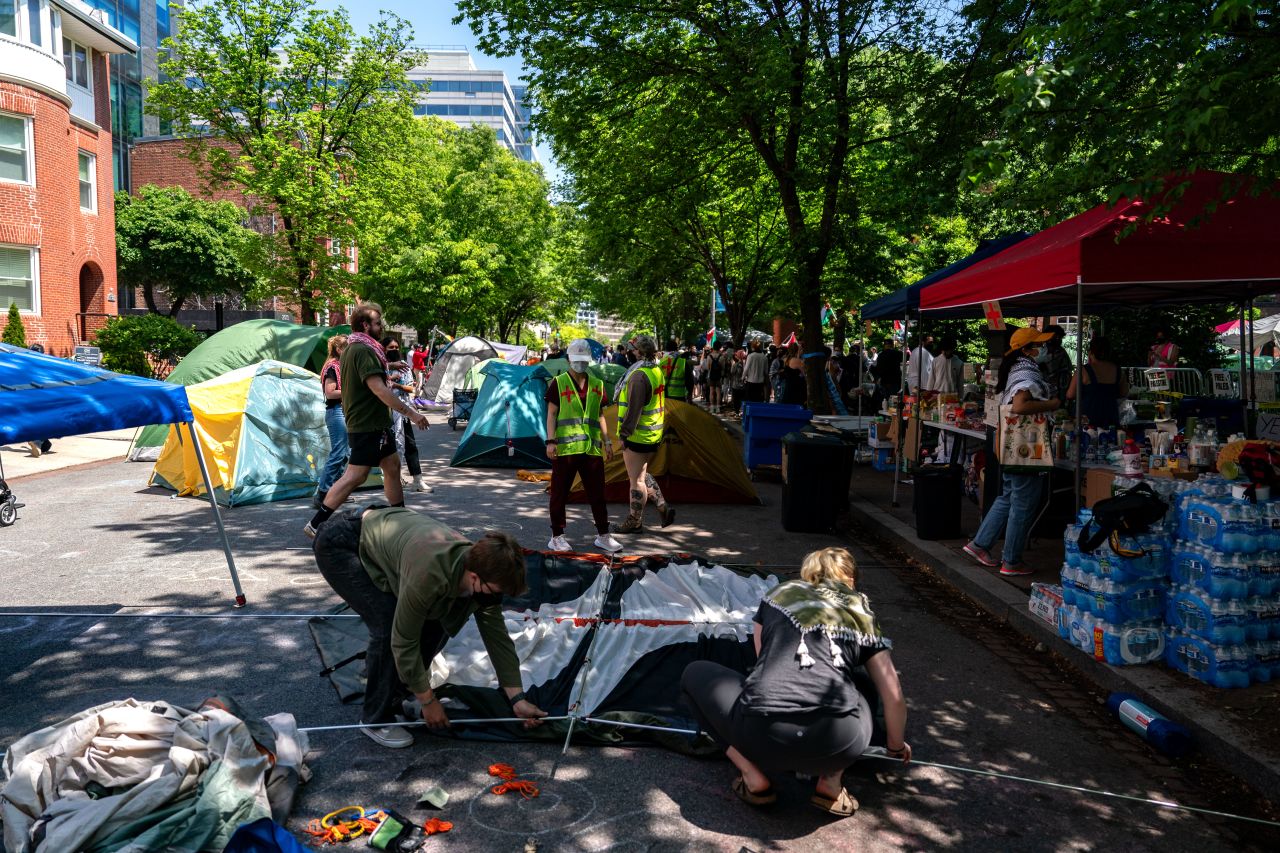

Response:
(781, 431), (855, 533)
(913, 463), (963, 540)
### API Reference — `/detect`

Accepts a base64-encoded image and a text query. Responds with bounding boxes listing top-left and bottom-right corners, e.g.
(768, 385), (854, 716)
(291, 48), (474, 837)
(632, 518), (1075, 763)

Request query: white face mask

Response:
(569, 360), (590, 373)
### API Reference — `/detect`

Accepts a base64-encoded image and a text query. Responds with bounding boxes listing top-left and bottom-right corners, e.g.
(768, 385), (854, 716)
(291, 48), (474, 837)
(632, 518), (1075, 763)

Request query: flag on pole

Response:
(706, 328), (717, 346)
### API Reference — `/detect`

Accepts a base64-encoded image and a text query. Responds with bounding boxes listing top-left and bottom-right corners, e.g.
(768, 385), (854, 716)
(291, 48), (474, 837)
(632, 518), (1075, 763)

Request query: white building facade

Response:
(407, 48), (535, 162)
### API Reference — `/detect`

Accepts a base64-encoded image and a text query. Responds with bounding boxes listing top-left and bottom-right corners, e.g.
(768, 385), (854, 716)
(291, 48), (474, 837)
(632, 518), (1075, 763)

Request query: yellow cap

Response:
(1005, 326), (1055, 355)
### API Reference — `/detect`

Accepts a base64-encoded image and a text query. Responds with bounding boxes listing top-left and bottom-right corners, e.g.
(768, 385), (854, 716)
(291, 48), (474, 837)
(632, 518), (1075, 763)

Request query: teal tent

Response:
(131, 320), (349, 458)
(450, 361), (552, 468)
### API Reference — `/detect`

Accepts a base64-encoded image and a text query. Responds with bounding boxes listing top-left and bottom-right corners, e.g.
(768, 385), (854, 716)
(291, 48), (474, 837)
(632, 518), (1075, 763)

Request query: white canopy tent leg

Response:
(890, 314), (911, 508)
(184, 420), (247, 607)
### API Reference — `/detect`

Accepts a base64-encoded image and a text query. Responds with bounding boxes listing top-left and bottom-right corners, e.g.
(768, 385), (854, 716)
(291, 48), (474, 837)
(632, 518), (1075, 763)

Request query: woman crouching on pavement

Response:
(680, 547), (910, 817)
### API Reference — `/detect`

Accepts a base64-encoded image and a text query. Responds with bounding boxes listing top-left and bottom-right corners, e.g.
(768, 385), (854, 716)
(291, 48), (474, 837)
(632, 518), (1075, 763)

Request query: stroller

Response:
(0, 453), (23, 526)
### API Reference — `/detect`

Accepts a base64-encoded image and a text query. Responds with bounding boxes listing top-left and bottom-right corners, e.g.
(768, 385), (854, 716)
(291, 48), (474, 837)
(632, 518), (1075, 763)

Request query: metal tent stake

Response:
(186, 420), (247, 607)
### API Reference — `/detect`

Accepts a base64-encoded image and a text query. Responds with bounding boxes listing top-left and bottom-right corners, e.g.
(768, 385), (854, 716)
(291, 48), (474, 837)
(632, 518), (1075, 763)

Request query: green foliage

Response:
(1098, 306), (1235, 373)
(149, 0), (422, 322)
(93, 314), (203, 377)
(358, 119), (561, 342)
(116, 186), (267, 316)
(970, 0), (1280, 206)
(2, 302), (26, 347)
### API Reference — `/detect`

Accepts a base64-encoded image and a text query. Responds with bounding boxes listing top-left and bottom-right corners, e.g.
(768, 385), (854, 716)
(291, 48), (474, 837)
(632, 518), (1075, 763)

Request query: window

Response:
(0, 246), (37, 313)
(0, 113), (31, 184)
(62, 36), (89, 88)
(329, 239), (342, 256)
(27, 0), (42, 47)
(0, 0), (15, 37)
(78, 150), (94, 211)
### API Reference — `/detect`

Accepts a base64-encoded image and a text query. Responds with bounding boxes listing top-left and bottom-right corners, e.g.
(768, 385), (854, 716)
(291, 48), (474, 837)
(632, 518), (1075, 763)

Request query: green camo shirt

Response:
(357, 508), (522, 693)
(340, 342), (392, 433)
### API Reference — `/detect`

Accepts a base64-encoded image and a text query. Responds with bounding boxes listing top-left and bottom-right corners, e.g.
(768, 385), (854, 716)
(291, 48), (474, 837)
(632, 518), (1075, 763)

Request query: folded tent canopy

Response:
(0, 343), (247, 605)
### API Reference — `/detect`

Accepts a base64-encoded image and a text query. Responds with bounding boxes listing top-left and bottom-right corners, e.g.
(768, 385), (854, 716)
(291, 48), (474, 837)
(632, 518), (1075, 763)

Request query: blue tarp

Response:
(860, 233), (1031, 320)
(0, 343), (193, 446)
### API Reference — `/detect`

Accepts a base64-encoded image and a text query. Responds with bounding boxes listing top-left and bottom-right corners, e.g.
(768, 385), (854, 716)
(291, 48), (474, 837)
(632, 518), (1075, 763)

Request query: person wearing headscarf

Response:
(681, 547), (910, 817)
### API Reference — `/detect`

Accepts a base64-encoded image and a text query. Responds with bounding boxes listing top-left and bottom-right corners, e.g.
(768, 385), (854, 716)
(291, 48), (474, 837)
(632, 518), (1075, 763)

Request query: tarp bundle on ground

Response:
(0, 343), (192, 445)
(150, 361), (327, 506)
(131, 320), (349, 459)
(450, 361), (552, 468)
(570, 399), (760, 505)
(0, 697), (308, 853)
(310, 553), (774, 747)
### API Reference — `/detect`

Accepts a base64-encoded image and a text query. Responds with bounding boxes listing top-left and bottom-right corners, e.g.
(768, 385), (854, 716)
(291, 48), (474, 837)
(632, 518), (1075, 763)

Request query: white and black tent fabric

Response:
(420, 336), (501, 406)
(310, 554), (778, 745)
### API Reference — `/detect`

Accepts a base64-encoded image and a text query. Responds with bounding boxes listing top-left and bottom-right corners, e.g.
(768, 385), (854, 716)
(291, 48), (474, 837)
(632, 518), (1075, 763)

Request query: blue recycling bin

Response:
(743, 403), (812, 468)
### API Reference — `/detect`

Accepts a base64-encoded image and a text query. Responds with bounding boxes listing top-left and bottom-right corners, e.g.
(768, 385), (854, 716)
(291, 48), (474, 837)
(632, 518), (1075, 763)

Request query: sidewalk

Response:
(844, 462), (1280, 803)
(0, 429), (138, 480)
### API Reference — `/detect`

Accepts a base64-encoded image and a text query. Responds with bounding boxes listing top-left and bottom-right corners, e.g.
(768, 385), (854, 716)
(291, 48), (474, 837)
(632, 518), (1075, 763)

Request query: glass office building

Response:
(80, 0), (174, 189)
(407, 49), (537, 163)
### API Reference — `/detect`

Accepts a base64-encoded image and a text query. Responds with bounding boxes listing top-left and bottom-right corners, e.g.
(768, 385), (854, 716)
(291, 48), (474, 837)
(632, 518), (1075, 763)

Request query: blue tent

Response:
(451, 361), (552, 468)
(0, 343), (247, 605)
(860, 233), (1031, 320)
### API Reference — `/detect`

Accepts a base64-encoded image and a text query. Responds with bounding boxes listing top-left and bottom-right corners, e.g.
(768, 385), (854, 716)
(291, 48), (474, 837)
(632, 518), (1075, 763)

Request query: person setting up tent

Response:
(681, 547), (910, 818)
(612, 334), (676, 534)
(305, 303), (429, 539)
(545, 339), (623, 554)
(313, 506), (548, 748)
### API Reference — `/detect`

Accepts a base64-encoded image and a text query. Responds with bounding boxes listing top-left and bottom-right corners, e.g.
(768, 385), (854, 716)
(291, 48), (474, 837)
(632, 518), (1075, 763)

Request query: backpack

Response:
(1078, 482), (1169, 554)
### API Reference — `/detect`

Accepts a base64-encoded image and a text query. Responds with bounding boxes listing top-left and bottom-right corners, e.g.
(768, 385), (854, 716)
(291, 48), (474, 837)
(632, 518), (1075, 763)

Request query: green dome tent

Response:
(129, 320), (349, 460)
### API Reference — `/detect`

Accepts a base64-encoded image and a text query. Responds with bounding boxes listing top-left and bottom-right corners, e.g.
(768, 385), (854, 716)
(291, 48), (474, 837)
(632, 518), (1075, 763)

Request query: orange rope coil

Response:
(488, 763), (540, 799)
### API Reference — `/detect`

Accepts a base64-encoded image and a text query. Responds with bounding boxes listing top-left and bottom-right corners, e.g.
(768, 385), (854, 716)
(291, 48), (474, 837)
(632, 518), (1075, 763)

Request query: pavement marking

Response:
(467, 773), (596, 838)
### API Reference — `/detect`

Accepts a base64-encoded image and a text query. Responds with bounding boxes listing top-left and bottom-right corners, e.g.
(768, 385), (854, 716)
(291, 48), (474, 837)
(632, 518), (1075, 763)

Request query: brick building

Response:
(129, 135), (357, 328)
(0, 0), (136, 354)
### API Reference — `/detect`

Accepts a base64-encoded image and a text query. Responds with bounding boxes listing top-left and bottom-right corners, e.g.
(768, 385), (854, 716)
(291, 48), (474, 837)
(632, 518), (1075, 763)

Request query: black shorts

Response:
(347, 428), (397, 467)
(623, 438), (660, 454)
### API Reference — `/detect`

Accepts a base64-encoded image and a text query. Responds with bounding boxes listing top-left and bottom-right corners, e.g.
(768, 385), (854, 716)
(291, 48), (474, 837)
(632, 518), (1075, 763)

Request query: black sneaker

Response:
(659, 505), (676, 528)
(611, 519), (643, 535)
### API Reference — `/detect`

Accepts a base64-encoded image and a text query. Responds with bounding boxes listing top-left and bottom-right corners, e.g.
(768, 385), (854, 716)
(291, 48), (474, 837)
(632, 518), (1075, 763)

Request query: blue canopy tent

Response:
(0, 344), (247, 605)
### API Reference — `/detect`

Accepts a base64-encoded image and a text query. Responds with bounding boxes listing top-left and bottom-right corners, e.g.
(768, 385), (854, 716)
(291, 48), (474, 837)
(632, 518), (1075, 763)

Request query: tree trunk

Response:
(142, 282), (160, 314)
(799, 263), (829, 415)
(166, 296), (186, 318)
(832, 305), (848, 353)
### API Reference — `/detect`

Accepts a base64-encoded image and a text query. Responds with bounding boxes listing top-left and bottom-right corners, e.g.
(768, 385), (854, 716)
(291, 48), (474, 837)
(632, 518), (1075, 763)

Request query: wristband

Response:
(421, 693), (438, 707)
(507, 691), (527, 707)
(887, 743), (907, 752)
(545, 440), (556, 446)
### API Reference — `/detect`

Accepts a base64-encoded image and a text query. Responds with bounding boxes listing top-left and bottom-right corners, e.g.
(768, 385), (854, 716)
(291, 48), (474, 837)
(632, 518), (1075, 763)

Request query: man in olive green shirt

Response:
(305, 302), (430, 539)
(314, 505), (548, 748)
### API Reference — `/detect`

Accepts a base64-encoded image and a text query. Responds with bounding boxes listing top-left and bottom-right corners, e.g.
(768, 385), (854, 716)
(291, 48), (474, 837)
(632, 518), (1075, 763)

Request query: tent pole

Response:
(890, 314), (910, 507)
(1248, 296), (1256, 432)
(1239, 302), (1248, 435)
(1074, 281), (1084, 515)
(187, 421), (247, 607)
(857, 322), (866, 417)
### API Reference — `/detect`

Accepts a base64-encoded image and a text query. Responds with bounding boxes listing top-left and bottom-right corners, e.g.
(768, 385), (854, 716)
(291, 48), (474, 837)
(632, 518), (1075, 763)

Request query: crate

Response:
(871, 447), (896, 471)
(742, 403), (812, 441)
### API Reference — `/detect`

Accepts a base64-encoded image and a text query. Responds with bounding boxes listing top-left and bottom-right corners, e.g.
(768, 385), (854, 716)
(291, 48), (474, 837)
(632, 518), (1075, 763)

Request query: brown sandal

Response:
(811, 787), (858, 817)
(731, 776), (777, 806)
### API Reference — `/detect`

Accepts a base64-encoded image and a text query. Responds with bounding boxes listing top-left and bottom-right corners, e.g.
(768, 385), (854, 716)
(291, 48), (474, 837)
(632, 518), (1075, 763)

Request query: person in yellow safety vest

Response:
(545, 340), (623, 554)
(612, 334), (676, 534)
(663, 340), (692, 402)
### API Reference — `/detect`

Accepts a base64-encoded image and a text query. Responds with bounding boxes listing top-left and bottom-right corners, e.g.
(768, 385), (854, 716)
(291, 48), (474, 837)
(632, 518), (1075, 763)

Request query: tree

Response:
(359, 119), (560, 341)
(2, 302), (25, 347)
(116, 186), (267, 316)
(93, 314), (204, 378)
(149, 0), (422, 323)
(456, 0), (1007, 410)
(971, 0), (1279, 208)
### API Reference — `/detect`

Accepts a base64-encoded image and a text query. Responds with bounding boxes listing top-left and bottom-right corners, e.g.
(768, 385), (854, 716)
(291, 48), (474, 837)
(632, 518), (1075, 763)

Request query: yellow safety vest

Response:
(666, 355), (688, 400)
(617, 365), (665, 445)
(552, 371), (604, 456)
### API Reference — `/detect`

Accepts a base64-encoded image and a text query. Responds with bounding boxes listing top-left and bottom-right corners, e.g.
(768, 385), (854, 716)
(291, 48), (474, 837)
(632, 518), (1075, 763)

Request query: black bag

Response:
(1078, 482), (1169, 554)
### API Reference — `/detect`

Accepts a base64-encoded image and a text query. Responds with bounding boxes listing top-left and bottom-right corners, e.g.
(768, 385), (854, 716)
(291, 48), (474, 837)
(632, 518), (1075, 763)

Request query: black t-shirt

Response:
(739, 602), (885, 716)
(322, 364), (341, 409)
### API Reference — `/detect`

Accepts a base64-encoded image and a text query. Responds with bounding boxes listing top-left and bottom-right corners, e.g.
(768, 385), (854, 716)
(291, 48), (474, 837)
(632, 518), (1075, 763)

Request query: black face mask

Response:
(386, 350), (400, 360)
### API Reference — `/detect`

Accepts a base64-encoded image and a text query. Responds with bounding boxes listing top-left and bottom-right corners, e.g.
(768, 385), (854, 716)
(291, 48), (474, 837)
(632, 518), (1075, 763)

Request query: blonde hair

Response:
(326, 334), (348, 360)
(800, 547), (857, 587)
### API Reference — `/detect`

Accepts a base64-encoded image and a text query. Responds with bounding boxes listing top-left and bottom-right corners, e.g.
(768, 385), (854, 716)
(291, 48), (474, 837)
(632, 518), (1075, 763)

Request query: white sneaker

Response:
(361, 721), (413, 749)
(411, 475), (432, 493)
(593, 533), (623, 553)
(547, 535), (571, 552)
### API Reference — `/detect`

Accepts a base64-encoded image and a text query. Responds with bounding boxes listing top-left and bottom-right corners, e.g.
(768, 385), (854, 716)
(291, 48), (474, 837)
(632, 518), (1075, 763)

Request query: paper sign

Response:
(1208, 369), (1235, 398)
(1259, 412), (1280, 443)
(73, 345), (102, 366)
(1145, 368), (1171, 392)
(982, 301), (1005, 331)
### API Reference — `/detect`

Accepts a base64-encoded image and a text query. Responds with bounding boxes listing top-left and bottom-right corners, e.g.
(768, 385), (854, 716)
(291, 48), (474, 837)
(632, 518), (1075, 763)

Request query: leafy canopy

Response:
(93, 314), (204, 378)
(2, 302), (26, 347)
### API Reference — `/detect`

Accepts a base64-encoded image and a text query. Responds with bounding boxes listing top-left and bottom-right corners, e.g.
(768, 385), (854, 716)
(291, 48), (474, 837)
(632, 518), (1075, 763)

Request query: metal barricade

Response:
(1123, 366), (1207, 396)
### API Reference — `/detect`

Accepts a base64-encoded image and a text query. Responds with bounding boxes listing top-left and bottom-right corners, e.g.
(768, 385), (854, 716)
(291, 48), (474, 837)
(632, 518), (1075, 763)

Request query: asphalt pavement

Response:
(0, 421), (1275, 851)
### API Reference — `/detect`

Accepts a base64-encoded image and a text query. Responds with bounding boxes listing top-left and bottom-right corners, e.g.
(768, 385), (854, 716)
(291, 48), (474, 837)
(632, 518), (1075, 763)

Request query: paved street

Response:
(1, 423), (1276, 851)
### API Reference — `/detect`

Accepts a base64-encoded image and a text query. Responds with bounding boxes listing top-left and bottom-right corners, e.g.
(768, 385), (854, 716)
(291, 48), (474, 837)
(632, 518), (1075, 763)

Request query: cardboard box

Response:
(883, 417), (922, 462)
(1084, 468), (1117, 508)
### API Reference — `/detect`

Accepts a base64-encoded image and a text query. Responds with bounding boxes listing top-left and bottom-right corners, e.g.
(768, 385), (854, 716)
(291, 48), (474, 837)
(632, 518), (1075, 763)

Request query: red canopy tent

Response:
(920, 171), (1280, 315)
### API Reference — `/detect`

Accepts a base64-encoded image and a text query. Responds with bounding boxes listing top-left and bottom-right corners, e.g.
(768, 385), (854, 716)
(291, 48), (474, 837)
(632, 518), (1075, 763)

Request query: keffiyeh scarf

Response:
(763, 579), (891, 669)
(348, 332), (388, 371)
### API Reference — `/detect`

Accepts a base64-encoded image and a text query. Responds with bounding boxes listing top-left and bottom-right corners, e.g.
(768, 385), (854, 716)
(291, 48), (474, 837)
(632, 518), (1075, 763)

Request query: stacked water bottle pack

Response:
(1054, 474), (1280, 688)
(1058, 518), (1167, 667)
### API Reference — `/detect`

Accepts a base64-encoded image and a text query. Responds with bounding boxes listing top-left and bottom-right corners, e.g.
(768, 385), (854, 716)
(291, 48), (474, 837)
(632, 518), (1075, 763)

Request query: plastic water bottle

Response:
(1106, 693), (1193, 757)
(1245, 596), (1271, 642)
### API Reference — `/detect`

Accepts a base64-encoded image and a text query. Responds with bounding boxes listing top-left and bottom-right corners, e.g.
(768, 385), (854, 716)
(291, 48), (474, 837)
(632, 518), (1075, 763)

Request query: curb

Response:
(847, 492), (1280, 804)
